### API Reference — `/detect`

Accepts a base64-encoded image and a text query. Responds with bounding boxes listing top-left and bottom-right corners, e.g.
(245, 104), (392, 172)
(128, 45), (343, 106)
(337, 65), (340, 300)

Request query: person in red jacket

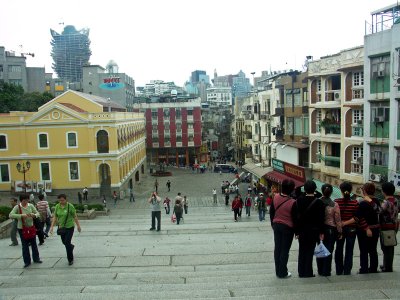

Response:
(245, 193), (253, 217)
(232, 196), (242, 222)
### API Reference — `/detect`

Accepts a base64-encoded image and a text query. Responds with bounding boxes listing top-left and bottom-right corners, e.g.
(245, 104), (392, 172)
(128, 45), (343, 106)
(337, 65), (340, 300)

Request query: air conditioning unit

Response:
(369, 173), (382, 182)
(374, 116), (385, 123)
(334, 92), (341, 100)
(377, 70), (385, 77)
(394, 77), (400, 87)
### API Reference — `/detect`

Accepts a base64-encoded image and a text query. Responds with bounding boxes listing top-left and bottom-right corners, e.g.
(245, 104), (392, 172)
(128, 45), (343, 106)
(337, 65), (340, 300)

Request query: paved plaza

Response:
(0, 167), (400, 299)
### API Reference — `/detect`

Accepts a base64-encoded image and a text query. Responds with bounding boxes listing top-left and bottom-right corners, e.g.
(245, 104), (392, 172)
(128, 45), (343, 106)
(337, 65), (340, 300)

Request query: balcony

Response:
(244, 114), (254, 120)
(352, 124), (364, 137)
(371, 121), (389, 138)
(320, 118), (341, 135)
(318, 154), (340, 168)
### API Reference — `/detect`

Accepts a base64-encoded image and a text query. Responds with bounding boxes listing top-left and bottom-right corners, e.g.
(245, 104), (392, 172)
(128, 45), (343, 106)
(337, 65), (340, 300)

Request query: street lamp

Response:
(16, 161), (31, 194)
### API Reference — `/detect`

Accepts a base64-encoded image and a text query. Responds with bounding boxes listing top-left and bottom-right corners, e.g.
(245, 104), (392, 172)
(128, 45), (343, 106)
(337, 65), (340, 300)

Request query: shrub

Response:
(0, 206), (12, 222)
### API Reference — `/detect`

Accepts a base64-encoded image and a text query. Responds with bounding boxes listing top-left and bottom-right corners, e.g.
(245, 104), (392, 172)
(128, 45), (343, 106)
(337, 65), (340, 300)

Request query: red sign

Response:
(103, 77), (120, 84)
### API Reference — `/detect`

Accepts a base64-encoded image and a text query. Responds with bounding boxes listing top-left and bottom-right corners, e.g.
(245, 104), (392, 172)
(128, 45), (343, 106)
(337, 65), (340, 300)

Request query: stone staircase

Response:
(1, 183), (400, 299)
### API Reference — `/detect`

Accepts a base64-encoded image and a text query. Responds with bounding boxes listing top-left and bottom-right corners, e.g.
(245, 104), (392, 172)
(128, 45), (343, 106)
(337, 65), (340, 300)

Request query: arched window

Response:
(97, 130), (109, 153)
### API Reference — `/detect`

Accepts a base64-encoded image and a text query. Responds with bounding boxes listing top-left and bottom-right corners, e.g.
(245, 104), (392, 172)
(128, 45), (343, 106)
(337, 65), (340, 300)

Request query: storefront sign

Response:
(272, 158), (305, 182)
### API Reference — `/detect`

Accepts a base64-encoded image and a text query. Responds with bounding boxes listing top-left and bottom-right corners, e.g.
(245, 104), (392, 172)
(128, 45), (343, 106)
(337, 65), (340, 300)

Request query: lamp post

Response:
(16, 161), (31, 194)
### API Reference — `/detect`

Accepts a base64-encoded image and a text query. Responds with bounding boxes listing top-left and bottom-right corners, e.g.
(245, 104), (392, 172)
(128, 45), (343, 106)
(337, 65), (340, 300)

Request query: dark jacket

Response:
(296, 194), (325, 234)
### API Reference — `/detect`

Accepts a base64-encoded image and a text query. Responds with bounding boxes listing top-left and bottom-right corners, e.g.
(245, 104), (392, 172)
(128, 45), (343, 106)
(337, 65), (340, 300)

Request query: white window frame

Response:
(40, 161), (51, 181)
(66, 131), (78, 148)
(0, 133), (7, 151)
(352, 110), (364, 124)
(0, 163), (10, 183)
(68, 161), (80, 181)
(37, 132), (49, 149)
(353, 71), (364, 87)
(352, 147), (363, 161)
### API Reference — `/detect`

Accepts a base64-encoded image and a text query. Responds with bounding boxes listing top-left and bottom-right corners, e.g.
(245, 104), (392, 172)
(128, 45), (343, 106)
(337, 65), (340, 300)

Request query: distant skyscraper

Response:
(50, 25), (91, 82)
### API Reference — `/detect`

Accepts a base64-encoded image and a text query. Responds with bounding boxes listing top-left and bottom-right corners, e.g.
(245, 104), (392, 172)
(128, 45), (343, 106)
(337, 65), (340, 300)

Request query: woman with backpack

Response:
(343, 182), (380, 274)
(316, 184), (342, 276)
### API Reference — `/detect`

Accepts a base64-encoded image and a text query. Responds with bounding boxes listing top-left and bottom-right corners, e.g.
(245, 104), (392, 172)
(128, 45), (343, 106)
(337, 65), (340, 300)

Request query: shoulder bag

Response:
(19, 204), (37, 240)
(380, 230), (397, 247)
(57, 203), (70, 235)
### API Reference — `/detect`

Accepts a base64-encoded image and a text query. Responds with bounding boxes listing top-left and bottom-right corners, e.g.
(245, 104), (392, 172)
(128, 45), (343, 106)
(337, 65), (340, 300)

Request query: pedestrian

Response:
(247, 185), (252, 195)
(183, 195), (188, 214)
(83, 187), (88, 201)
(36, 194), (50, 244)
(379, 182), (398, 272)
(245, 193), (252, 217)
(173, 198), (184, 225)
(316, 184), (342, 277)
(163, 197), (171, 214)
(9, 198), (19, 246)
(148, 192), (161, 231)
(154, 179), (159, 193)
(212, 188), (217, 204)
(78, 191), (82, 205)
(335, 181), (359, 275)
(225, 192), (230, 206)
(269, 179), (297, 278)
(49, 194), (82, 266)
(256, 193), (267, 221)
(238, 194), (243, 218)
(343, 182), (380, 274)
(296, 180), (325, 278)
(129, 188), (135, 202)
(9, 194), (42, 268)
(112, 191), (118, 208)
(232, 195), (241, 222)
(102, 195), (107, 208)
(166, 180), (171, 192)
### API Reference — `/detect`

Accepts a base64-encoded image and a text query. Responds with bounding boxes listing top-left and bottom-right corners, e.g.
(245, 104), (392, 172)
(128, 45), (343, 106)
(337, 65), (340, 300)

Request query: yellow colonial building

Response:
(0, 90), (146, 198)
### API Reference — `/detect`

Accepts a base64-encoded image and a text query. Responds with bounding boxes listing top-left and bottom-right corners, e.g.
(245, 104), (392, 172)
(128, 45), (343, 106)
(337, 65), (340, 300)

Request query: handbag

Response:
(380, 230), (397, 247)
(314, 240), (331, 258)
(57, 203), (70, 235)
(19, 204), (37, 240)
(171, 213), (176, 223)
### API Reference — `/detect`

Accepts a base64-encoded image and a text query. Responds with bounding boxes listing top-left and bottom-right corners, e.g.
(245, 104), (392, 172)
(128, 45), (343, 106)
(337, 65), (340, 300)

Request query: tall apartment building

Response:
(132, 98), (203, 166)
(308, 46), (365, 195)
(0, 46), (45, 93)
(363, 4), (400, 192)
(206, 86), (232, 107)
(50, 25), (91, 83)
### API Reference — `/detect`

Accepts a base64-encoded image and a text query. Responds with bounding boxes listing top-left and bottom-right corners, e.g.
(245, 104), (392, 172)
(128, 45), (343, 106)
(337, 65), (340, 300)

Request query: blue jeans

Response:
(60, 227), (75, 263)
(258, 209), (265, 221)
(335, 226), (357, 275)
(18, 229), (40, 265)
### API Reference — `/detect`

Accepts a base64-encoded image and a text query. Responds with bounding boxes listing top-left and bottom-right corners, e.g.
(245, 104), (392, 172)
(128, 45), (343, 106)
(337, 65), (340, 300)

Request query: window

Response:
(353, 110), (364, 123)
(0, 164), (10, 182)
(176, 123), (182, 132)
(187, 109), (193, 116)
(294, 118), (302, 135)
(353, 72), (364, 86)
(188, 123), (194, 129)
(371, 56), (390, 78)
(0, 134), (7, 150)
(8, 65), (22, 72)
(303, 117), (309, 135)
(286, 117), (293, 135)
(176, 135), (182, 142)
(294, 93), (302, 106)
(38, 133), (49, 149)
(40, 162), (51, 181)
(175, 109), (181, 119)
(163, 109), (170, 118)
(188, 134), (194, 142)
(151, 110), (158, 118)
(352, 147), (363, 161)
(317, 80), (321, 91)
(66, 132), (77, 148)
(371, 104), (390, 122)
(164, 124), (170, 131)
(96, 130), (109, 153)
(69, 161), (80, 180)
(370, 146), (388, 166)
(152, 137), (159, 143)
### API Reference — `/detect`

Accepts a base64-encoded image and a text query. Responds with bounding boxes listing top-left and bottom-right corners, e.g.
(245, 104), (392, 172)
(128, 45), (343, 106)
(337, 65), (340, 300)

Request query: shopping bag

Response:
(314, 240), (331, 258)
(171, 213), (176, 223)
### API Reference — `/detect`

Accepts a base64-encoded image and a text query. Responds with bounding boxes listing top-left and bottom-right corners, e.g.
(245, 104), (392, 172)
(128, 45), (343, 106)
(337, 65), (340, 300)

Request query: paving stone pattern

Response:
(0, 167), (399, 299)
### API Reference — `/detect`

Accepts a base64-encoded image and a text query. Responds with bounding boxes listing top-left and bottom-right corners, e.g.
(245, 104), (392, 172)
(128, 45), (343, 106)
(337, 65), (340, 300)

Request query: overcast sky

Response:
(0, 0), (394, 87)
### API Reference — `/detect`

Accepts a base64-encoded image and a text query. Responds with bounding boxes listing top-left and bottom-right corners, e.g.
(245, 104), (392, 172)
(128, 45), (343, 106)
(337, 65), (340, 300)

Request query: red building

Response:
(133, 98), (203, 166)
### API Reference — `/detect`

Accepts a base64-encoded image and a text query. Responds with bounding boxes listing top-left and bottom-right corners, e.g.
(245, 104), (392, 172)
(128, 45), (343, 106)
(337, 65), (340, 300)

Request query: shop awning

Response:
(263, 170), (304, 188)
(312, 179), (342, 200)
(242, 163), (272, 179)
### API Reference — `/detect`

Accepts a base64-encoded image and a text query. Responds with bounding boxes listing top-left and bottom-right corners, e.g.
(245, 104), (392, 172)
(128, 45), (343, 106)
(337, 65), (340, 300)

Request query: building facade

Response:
(0, 90), (146, 198)
(206, 86), (232, 107)
(0, 46), (45, 93)
(364, 4), (400, 192)
(132, 98), (203, 166)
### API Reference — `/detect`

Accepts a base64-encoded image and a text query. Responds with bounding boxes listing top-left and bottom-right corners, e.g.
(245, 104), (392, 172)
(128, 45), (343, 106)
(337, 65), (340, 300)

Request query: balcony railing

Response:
(318, 154), (341, 168)
(325, 124), (341, 135)
(352, 125), (364, 137)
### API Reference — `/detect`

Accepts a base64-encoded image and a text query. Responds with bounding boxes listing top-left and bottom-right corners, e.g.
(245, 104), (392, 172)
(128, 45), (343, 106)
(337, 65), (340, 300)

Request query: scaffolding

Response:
(50, 25), (92, 82)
